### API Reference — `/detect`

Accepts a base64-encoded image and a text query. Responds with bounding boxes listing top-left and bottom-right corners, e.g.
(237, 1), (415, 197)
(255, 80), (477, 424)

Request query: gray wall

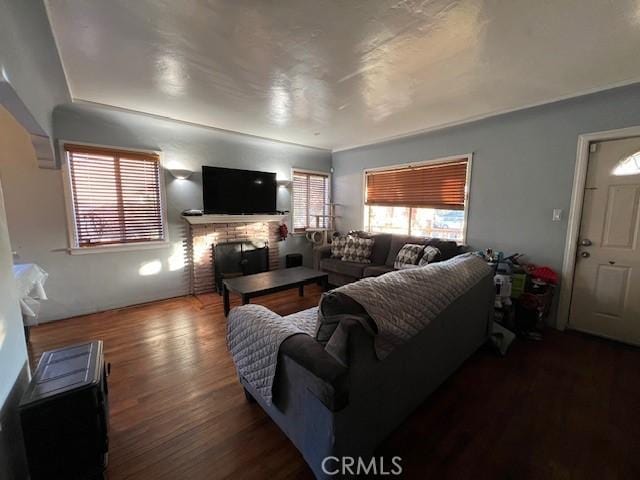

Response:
(2, 102), (331, 322)
(333, 83), (640, 297)
(0, 176), (28, 411)
(0, 164), (30, 479)
(0, 1), (69, 476)
(0, 0), (70, 136)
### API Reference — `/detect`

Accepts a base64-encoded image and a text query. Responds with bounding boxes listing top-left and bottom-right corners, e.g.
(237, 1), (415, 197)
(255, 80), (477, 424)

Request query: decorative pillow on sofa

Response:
(341, 237), (375, 263)
(316, 291), (370, 345)
(394, 243), (425, 269)
(330, 235), (349, 258)
(316, 291), (377, 366)
(418, 246), (441, 266)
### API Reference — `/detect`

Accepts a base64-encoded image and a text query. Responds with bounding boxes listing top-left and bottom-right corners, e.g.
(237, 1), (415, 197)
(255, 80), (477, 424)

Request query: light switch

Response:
(552, 209), (562, 222)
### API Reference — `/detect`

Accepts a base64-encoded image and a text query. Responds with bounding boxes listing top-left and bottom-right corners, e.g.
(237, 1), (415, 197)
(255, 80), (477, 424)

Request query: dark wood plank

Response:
(28, 289), (640, 480)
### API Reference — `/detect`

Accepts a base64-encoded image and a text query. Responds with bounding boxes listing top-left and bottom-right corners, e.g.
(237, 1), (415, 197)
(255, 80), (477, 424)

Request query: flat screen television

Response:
(202, 166), (277, 214)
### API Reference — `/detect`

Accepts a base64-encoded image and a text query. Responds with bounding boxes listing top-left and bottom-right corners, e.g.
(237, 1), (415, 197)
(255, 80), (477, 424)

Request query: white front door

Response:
(569, 136), (640, 345)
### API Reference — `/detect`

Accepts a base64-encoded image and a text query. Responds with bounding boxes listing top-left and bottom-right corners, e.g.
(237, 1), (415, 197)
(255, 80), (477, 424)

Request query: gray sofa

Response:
(238, 268), (494, 479)
(315, 233), (466, 286)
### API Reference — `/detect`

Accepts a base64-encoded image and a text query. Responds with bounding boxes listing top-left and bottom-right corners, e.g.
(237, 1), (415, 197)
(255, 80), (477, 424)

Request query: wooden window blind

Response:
(365, 159), (468, 210)
(65, 144), (165, 247)
(292, 171), (330, 232)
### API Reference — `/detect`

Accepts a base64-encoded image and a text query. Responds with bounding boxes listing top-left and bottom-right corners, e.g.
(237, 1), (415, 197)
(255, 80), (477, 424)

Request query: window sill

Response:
(68, 240), (171, 255)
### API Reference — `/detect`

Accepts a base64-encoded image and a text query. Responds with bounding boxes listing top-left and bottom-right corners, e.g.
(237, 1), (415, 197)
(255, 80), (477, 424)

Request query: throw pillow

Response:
(418, 246), (441, 266)
(315, 314), (343, 345)
(341, 237), (374, 263)
(316, 291), (369, 345)
(394, 243), (425, 269)
(330, 235), (349, 258)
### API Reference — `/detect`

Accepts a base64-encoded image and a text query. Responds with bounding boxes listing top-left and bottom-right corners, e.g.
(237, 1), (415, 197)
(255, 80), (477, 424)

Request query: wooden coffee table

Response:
(222, 266), (328, 316)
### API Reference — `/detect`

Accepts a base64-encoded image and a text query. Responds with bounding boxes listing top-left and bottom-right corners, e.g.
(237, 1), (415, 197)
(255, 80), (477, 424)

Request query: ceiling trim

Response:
(68, 99), (332, 152)
(331, 77), (640, 154)
(43, 1), (73, 100)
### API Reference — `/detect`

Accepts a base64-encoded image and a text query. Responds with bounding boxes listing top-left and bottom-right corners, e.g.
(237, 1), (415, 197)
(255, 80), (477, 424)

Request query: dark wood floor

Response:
(28, 288), (640, 480)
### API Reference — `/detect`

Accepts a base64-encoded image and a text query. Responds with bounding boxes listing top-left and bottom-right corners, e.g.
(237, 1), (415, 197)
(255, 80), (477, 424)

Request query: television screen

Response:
(202, 166), (277, 214)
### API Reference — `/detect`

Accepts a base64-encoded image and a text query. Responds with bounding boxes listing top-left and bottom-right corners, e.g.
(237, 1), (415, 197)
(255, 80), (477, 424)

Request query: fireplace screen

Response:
(213, 241), (269, 293)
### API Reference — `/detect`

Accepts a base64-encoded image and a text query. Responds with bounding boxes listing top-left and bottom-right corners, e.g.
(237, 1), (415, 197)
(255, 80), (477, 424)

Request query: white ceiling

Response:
(46, 0), (640, 151)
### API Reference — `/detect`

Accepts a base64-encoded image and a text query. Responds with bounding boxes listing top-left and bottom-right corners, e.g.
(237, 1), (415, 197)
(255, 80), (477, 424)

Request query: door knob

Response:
(580, 251), (590, 258)
(580, 239), (592, 246)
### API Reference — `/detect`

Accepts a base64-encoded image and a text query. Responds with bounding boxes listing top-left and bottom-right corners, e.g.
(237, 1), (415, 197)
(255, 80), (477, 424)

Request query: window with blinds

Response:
(65, 144), (166, 248)
(364, 158), (469, 241)
(292, 170), (330, 232)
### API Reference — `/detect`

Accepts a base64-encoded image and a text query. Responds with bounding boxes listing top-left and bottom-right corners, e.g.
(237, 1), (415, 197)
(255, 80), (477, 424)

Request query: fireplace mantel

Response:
(183, 214), (287, 225)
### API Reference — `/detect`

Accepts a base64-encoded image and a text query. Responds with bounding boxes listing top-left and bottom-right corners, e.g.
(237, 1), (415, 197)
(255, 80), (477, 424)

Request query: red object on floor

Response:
(531, 266), (558, 284)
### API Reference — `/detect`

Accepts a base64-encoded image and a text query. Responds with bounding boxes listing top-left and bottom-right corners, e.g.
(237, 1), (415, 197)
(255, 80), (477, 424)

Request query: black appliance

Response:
(20, 341), (109, 480)
(285, 253), (303, 268)
(202, 166), (277, 214)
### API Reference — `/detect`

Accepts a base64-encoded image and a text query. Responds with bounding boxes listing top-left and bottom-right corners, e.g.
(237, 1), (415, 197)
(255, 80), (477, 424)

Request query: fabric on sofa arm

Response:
(317, 291), (377, 362)
(319, 258), (368, 278)
(227, 304), (317, 405)
(279, 333), (349, 411)
(336, 254), (491, 359)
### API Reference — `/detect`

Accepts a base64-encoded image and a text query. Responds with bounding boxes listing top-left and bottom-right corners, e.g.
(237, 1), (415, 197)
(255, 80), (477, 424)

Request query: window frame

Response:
(60, 141), (170, 255)
(362, 153), (473, 243)
(290, 167), (332, 234)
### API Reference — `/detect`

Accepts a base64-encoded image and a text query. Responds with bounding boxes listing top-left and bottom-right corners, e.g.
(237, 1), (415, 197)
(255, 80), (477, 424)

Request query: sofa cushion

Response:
(425, 238), (458, 260)
(341, 237), (374, 263)
(320, 258), (368, 278)
(385, 235), (426, 266)
(362, 265), (394, 278)
(393, 243), (425, 268)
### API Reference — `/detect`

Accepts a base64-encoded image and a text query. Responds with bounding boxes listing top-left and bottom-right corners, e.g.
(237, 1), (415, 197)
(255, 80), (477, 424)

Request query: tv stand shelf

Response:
(183, 214), (287, 225)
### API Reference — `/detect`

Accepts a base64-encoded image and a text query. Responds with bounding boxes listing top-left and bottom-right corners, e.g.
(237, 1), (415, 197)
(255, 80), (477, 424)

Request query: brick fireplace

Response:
(183, 215), (285, 294)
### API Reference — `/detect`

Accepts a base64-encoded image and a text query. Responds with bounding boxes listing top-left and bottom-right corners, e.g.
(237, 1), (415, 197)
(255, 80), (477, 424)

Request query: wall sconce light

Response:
(276, 179), (292, 189)
(169, 168), (193, 180)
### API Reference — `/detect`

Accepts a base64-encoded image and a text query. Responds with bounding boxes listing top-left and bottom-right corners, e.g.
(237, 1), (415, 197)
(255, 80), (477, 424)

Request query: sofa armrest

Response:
(456, 244), (471, 254)
(280, 334), (349, 411)
(313, 245), (332, 269)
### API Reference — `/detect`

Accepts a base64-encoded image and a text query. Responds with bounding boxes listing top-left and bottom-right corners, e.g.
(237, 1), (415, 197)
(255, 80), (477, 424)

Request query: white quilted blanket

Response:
(335, 253), (491, 359)
(227, 305), (317, 405)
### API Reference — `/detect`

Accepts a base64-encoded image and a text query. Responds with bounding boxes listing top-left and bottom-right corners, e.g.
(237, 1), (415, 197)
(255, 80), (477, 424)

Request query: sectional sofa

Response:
(236, 260), (494, 479)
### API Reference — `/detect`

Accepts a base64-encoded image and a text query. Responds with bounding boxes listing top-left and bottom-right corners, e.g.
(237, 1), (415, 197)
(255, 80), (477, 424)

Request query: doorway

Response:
(566, 135), (640, 345)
